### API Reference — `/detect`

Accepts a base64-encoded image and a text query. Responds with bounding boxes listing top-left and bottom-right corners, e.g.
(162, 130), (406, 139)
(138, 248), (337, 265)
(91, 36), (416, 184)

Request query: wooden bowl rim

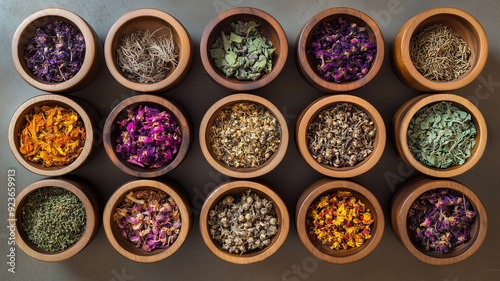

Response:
(199, 93), (289, 178)
(199, 7), (288, 92)
(296, 94), (386, 178)
(8, 94), (95, 176)
(295, 178), (385, 264)
(11, 8), (97, 92)
(103, 179), (191, 263)
(14, 178), (98, 261)
(199, 180), (289, 264)
(398, 93), (487, 177)
(394, 178), (487, 265)
(397, 7), (488, 91)
(296, 7), (385, 93)
(103, 94), (191, 177)
(104, 8), (192, 93)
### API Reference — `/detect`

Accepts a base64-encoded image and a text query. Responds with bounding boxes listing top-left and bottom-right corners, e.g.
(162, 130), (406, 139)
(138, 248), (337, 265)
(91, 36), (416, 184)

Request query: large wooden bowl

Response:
(103, 179), (192, 263)
(199, 93), (289, 178)
(105, 8), (193, 93)
(14, 178), (101, 262)
(296, 7), (384, 93)
(393, 93), (487, 177)
(11, 8), (103, 93)
(391, 7), (488, 92)
(9, 94), (98, 176)
(103, 94), (192, 178)
(296, 95), (386, 178)
(391, 176), (487, 265)
(199, 180), (289, 264)
(296, 178), (384, 264)
(200, 7), (288, 92)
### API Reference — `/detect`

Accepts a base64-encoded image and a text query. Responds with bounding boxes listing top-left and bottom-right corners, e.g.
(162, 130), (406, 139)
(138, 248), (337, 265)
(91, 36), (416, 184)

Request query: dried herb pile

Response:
(408, 188), (476, 253)
(21, 186), (86, 252)
(309, 17), (376, 83)
(114, 190), (181, 252)
(116, 105), (181, 168)
(407, 101), (476, 169)
(208, 190), (278, 254)
(210, 21), (274, 81)
(117, 27), (179, 84)
(307, 103), (376, 167)
(19, 105), (86, 167)
(24, 21), (86, 82)
(307, 191), (373, 250)
(410, 24), (471, 81)
(209, 102), (281, 168)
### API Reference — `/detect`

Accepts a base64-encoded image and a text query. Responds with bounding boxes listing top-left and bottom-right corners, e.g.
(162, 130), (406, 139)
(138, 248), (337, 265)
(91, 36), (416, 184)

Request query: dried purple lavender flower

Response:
(407, 188), (476, 253)
(24, 21), (86, 82)
(116, 105), (181, 168)
(308, 17), (376, 83)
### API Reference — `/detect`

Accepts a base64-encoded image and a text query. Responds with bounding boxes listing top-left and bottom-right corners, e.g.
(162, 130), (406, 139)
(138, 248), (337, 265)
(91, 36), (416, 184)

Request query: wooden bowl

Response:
(14, 178), (101, 262)
(199, 93), (289, 178)
(393, 93), (487, 177)
(105, 8), (193, 93)
(296, 7), (384, 93)
(103, 94), (192, 178)
(296, 95), (386, 178)
(199, 180), (289, 264)
(11, 8), (103, 93)
(8, 94), (97, 176)
(391, 176), (487, 265)
(296, 178), (384, 264)
(103, 179), (192, 263)
(391, 7), (488, 92)
(200, 7), (288, 92)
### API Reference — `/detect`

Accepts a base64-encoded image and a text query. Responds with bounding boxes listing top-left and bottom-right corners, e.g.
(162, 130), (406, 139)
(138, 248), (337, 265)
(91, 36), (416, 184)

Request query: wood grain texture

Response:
(103, 94), (192, 178)
(199, 93), (289, 178)
(199, 180), (289, 264)
(8, 94), (97, 176)
(104, 8), (193, 93)
(14, 177), (101, 262)
(296, 95), (386, 178)
(393, 93), (487, 177)
(103, 179), (192, 263)
(295, 178), (384, 264)
(391, 7), (488, 92)
(11, 8), (103, 93)
(295, 7), (384, 93)
(391, 176), (487, 265)
(200, 7), (288, 92)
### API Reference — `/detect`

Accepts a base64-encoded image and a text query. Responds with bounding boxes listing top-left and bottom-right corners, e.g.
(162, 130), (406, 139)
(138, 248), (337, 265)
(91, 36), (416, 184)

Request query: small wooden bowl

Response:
(103, 94), (192, 178)
(199, 180), (289, 264)
(391, 7), (488, 92)
(391, 176), (487, 265)
(8, 94), (97, 176)
(296, 95), (386, 178)
(105, 8), (193, 93)
(14, 178), (101, 262)
(394, 93), (487, 177)
(296, 7), (384, 93)
(103, 179), (192, 263)
(199, 93), (289, 178)
(11, 8), (103, 93)
(296, 178), (384, 264)
(200, 7), (288, 92)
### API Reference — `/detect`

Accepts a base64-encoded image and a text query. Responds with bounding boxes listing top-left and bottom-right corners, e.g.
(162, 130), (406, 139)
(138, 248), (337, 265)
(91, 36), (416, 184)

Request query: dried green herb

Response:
(209, 102), (281, 168)
(410, 24), (471, 81)
(306, 103), (376, 167)
(21, 186), (86, 252)
(407, 101), (476, 168)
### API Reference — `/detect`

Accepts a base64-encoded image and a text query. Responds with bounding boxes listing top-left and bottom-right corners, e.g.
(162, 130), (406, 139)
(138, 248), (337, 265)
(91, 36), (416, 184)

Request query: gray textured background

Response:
(1, 0), (499, 280)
